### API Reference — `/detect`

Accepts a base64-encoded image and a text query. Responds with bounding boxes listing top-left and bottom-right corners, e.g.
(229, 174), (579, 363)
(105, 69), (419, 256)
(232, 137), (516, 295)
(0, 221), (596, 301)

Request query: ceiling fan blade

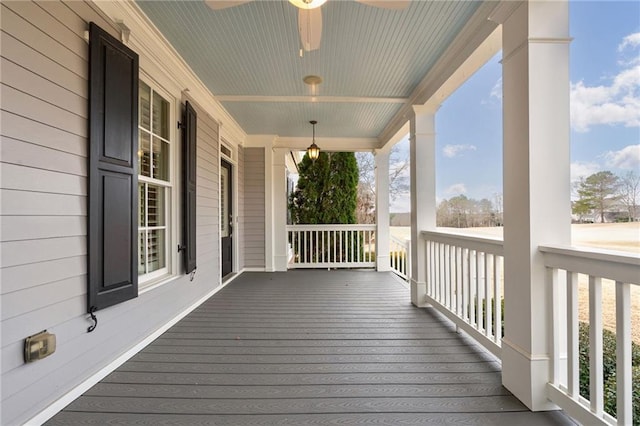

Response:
(354, 0), (410, 10)
(204, 0), (253, 10)
(298, 8), (322, 52)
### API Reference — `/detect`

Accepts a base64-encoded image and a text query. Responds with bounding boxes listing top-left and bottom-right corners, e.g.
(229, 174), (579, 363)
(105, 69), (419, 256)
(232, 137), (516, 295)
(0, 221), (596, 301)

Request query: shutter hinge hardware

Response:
(178, 244), (185, 253)
(87, 306), (98, 333)
(177, 121), (183, 129)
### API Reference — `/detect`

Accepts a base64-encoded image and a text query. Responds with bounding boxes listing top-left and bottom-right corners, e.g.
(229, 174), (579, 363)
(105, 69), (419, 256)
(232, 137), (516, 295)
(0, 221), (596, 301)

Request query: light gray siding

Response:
(186, 96), (220, 267)
(243, 148), (266, 268)
(237, 146), (245, 270)
(0, 2), (222, 424)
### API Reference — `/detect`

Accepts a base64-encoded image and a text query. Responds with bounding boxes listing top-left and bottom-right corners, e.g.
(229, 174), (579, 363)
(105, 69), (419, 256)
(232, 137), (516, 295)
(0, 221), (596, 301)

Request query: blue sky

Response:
(391, 1), (640, 212)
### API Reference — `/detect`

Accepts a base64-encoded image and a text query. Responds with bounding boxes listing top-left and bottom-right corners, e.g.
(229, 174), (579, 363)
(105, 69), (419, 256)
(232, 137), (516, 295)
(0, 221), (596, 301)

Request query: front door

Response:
(221, 160), (233, 277)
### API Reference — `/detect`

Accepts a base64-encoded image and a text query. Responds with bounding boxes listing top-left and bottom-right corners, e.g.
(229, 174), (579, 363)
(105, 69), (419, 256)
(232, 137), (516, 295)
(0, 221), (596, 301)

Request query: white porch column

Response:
(375, 149), (390, 272)
(269, 147), (289, 272)
(499, 1), (571, 411)
(410, 106), (437, 307)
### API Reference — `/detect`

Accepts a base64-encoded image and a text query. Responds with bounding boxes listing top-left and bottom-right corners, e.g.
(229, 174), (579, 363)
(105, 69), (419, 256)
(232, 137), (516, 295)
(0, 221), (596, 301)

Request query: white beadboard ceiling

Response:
(135, 0), (483, 141)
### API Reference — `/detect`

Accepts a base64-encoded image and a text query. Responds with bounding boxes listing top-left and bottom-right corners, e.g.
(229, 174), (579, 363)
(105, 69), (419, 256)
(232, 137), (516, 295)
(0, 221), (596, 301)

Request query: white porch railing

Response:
(541, 245), (639, 426)
(420, 231), (504, 358)
(390, 234), (411, 280)
(287, 224), (376, 269)
(416, 230), (639, 425)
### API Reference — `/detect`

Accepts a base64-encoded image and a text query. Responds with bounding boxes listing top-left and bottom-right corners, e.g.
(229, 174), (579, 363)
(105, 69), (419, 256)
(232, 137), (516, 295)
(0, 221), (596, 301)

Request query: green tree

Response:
(290, 151), (359, 224)
(572, 198), (594, 223)
(576, 171), (620, 223)
(619, 170), (640, 222)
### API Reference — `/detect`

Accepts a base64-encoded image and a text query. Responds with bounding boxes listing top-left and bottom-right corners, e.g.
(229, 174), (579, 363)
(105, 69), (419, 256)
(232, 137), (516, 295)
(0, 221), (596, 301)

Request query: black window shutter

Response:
(88, 22), (139, 311)
(183, 101), (197, 274)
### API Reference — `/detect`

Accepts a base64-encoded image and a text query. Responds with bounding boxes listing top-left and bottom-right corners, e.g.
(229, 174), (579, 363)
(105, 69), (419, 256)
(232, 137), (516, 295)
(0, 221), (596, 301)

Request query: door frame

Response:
(220, 148), (237, 280)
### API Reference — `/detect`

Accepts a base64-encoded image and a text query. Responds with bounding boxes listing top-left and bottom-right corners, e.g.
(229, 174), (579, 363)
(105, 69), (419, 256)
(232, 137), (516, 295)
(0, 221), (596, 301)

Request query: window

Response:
(138, 81), (173, 284)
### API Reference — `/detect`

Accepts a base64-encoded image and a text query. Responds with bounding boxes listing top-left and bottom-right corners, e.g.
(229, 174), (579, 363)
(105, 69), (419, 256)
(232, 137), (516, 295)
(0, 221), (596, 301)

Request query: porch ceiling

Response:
(135, 0), (487, 143)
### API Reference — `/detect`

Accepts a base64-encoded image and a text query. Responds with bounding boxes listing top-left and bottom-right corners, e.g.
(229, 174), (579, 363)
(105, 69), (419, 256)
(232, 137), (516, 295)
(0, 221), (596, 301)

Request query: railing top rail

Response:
(540, 244), (640, 284)
(420, 230), (503, 255)
(287, 224), (377, 231)
(390, 234), (410, 244)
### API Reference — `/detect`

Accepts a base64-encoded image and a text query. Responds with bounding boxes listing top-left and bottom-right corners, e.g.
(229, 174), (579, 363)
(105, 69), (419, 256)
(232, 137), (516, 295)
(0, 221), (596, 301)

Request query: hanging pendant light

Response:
(306, 120), (320, 161)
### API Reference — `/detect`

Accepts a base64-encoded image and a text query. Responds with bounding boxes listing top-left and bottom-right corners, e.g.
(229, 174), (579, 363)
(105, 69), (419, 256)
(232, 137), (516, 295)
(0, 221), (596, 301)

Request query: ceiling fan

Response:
(205, 0), (409, 52)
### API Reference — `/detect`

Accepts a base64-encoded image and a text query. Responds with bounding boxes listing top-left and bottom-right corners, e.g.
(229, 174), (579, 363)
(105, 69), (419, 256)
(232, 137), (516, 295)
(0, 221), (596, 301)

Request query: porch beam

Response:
(409, 105), (437, 307)
(216, 95), (408, 104)
(499, 0), (571, 411)
(274, 137), (379, 152)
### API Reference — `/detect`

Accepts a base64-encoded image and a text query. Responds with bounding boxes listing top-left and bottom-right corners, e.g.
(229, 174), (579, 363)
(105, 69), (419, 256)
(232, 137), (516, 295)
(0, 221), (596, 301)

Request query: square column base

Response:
(502, 338), (561, 411)
(410, 279), (427, 307)
(377, 255), (390, 272)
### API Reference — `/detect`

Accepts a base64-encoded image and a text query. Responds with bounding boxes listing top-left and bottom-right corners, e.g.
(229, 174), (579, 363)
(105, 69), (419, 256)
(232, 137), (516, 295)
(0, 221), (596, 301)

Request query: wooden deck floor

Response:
(47, 271), (575, 425)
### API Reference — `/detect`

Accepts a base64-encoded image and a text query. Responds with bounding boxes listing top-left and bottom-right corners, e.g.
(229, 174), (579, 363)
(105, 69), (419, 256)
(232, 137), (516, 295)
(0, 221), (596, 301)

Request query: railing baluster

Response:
(444, 244), (450, 308)
(302, 230), (306, 264)
(450, 245), (455, 312)
(616, 280), (631, 426)
(469, 250), (474, 325)
(463, 247), (469, 322)
(438, 243), (444, 302)
(550, 266), (561, 385)
(430, 242), (435, 298)
(456, 245), (460, 311)
(588, 275), (604, 416)
(476, 251), (483, 330)
(484, 253), (491, 337)
(567, 271), (578, 397)
(494, 255), (502, 342)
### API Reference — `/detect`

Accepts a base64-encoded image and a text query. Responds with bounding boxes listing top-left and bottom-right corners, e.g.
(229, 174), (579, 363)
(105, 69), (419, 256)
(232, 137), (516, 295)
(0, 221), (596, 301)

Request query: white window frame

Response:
(138, 77), (178, 290)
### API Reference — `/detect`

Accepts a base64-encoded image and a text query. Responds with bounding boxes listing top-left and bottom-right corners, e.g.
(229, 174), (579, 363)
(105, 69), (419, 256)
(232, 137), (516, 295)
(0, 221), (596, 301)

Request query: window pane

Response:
(221, 166), (228, 238)
(147, 229), (166, 273)
(152, 92), (169, 139)
(139, 82), (151, 131)
(147, 185), (165, 227)
(138, 231), (146, 275)
(152, 137), (170, 181)
(138, 183), (146, 227)
(139, 131), (151, 177)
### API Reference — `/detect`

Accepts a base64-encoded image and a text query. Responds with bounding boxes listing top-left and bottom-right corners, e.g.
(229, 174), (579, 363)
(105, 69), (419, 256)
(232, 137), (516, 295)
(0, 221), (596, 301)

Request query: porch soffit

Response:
(135, 0), (494, 146)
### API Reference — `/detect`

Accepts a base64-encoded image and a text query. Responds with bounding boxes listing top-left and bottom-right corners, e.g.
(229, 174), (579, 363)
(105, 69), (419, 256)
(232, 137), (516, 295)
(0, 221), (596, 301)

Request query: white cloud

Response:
(570, 161), (601, 183)
(445, 183), (467, 195)
(605, 144), (640, 170)
(490, 77), (502, 100)
(481, 77), (502, 105)
(618, 32), (640, 52)
(442, 144), (477, 158)
(570, 33), (640, 132)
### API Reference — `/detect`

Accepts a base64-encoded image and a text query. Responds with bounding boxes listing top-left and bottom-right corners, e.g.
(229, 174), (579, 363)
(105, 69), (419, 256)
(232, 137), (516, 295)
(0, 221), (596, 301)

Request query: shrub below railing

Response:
(578, 322), (640, 424)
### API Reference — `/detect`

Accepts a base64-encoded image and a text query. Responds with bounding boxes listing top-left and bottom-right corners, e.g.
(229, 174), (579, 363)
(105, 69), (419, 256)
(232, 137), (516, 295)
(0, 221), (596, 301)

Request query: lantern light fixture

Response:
(307, 120), (320, 161)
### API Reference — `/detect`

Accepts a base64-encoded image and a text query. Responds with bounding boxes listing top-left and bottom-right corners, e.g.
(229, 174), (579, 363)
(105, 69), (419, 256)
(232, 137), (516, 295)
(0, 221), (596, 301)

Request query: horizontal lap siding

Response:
(0, 2), (222, 424)
(243, 148), (265, 268)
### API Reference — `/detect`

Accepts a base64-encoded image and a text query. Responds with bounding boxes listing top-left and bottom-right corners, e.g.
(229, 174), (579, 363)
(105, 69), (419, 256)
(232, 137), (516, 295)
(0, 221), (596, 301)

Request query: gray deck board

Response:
(46, 270), (576, 425)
